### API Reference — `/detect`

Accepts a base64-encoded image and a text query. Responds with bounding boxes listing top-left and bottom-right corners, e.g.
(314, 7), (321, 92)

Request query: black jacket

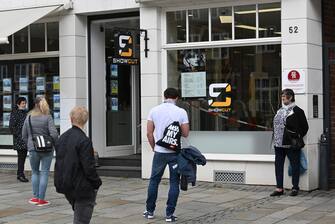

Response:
(282, 106), (309, 146)
(54, 126), (102, 199)
(9, 106), (27, 151)
(177, 146), (206, 191)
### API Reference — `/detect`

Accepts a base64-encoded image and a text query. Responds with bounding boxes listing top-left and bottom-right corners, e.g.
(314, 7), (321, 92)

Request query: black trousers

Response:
(17, 149), (28, 177)
(66, 191), (97, 224)
(274, 147), (301, 190)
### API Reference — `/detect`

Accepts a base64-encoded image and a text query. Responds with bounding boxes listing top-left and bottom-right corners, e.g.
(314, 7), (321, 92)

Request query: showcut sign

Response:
(282, 69), (305, 94)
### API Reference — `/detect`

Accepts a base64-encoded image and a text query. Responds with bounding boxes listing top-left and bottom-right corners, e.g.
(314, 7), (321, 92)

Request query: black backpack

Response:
(156, 121), (182, 151)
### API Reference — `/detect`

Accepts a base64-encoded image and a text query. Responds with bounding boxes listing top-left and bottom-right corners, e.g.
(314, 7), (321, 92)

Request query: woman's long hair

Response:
(30, 96), (50, 116)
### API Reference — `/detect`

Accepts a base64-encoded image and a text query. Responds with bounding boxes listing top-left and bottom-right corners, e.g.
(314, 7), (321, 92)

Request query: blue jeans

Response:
(146, 152), (180, 217)
(29, 150), (53, 200)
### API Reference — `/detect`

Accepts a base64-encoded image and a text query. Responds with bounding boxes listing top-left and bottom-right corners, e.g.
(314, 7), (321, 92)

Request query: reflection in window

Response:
(189, 9), (209, 42)
(167, 45), (281, 131)
(0, 36), (12, 54)
(30, 23), (45, 52)
(234, 5), (256, 39)
(259, 3), (281, 38)
(211, 7), (232, 41)
(14, 27), (28, 53)
(47, 22), (59, 51)
(166, 11), (186, 43)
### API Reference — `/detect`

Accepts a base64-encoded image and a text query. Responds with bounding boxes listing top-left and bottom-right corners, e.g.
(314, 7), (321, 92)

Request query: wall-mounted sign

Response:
(282, 69), (305, 94)
(111, 32), (139, 65)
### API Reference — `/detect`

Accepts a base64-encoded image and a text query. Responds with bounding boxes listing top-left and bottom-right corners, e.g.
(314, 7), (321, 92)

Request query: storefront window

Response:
(30, 23), (46, 52)
(211, 7), (232, 41)
(234, 5), (256, 39)
(166, 10), (187, 43)
(47, 22), (59, 51)
(14, 27), (28, 53)
(0, 58), (60, 148)
(167, 45), (281, 154)
(188, 9), (209, 42)
(259, 3), (281, 38)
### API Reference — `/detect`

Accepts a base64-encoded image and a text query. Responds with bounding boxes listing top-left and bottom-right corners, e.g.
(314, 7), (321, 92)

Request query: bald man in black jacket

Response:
(54, 106), (102, 224)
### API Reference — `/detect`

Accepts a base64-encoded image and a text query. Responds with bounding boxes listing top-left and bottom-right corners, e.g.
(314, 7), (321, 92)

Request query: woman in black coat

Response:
(271, 89), (309, 197)
(9, 97), (28, 182)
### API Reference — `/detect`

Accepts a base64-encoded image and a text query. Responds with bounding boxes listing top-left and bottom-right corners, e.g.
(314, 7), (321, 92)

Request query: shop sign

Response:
(208, 83), (232, 113)
(282, 69), (305, 94)
(113, 33), (139, 65)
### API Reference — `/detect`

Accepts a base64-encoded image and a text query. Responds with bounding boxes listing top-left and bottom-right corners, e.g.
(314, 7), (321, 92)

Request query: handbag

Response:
(285, 127), (305, 149)
(28, 115), (54, 152)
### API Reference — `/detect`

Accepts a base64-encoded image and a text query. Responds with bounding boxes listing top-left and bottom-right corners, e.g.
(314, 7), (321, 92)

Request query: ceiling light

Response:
(235, 25), (267, 31)
(235, 8), (280, 15)
(219, 16), (232, 24)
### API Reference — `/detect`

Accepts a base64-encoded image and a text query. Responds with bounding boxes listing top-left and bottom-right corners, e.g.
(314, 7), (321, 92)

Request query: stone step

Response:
(96, 166), (141, 178)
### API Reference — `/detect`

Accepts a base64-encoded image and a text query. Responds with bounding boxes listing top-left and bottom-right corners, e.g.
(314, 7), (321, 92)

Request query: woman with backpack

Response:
(22, 96), (58, 206)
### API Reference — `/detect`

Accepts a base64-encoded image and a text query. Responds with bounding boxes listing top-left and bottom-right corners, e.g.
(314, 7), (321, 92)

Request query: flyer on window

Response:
(111, 80), (118, 95)
(19, 95), (29, 109)
(53, 94), (60, 110)
(3, 95), (12, 110)
(53, 76), (60, 91)
(53, 112), (60, 126)
(36, 77), (45, 92)
(3, 113), (10, 127)
(111, 97), (118, 111)
(19, 77), (28, 93)
(111, 64), (118, 77)
(181, 72), (207, 98)
(3, 78), (12, 93)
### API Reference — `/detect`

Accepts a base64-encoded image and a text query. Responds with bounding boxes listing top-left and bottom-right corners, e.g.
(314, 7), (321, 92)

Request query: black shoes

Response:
(290, 189), (299, 197)
(17, 176), (29, 182)
(270, 190), (284, 196)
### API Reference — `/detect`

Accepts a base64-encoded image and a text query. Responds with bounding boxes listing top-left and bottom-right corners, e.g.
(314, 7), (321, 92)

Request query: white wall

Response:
(281, 0), (323, 190)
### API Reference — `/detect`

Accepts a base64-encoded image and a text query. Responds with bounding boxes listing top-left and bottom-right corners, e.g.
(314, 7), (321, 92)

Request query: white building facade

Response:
(0, 0), (323, 191)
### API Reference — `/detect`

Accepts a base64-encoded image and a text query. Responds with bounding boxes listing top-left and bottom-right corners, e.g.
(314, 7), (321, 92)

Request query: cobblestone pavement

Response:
(0, 172), (335, 224)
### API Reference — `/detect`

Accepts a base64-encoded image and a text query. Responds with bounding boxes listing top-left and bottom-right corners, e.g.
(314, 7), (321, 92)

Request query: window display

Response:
(0, 58), (60, 147)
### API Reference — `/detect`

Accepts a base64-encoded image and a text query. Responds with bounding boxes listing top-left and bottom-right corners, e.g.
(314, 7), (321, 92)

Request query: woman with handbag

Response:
(270, 89), (309, 197)
(22, 96), (58, 206)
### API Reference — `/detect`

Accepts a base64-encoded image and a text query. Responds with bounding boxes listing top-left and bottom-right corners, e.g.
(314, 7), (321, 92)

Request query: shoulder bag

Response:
(28, 115), (54, 152)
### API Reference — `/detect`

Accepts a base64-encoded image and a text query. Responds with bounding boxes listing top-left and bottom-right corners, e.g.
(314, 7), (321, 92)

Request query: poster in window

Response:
(19, 95), (29, 109)
(36, 77), (45, 92)
(111, 64), (118, 77)
(181, 72), (207, 98)
(3, 78), (12, 93)
(53, 112), (60, 126)
(53, 94), (60, 110)
(111, 97), (118, 111)
(181, 49), (206, 72)
(3, 95), (12, 110)
(3, 113), (10, 127)
(19, 77), (29, 93)
(111, 80), (118, 95)
(53, 76), (60, 91)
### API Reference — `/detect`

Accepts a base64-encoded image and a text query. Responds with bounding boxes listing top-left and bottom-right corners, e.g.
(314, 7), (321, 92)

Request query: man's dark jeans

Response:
(275, 147), (301, 190)
(146, 152), (180, 217)
(66, 191), (97, 224)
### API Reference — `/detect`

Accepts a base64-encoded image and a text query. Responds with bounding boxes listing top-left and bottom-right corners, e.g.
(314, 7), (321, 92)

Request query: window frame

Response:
(0, 19), (59, 59)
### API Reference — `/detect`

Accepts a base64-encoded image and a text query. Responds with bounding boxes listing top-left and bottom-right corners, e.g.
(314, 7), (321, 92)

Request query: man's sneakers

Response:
(28, 198), (39, 205)
(143, 211), (154, 219)
(28, 198), (50, 207)
(166, 215), (178, 222)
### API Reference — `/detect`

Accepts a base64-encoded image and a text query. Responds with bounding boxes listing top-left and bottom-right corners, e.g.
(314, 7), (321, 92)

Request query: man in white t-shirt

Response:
(143, 88), (189, 222)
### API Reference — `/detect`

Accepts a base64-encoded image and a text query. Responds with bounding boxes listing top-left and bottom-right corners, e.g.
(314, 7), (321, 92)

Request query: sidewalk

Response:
(0, 173), (335, 224)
